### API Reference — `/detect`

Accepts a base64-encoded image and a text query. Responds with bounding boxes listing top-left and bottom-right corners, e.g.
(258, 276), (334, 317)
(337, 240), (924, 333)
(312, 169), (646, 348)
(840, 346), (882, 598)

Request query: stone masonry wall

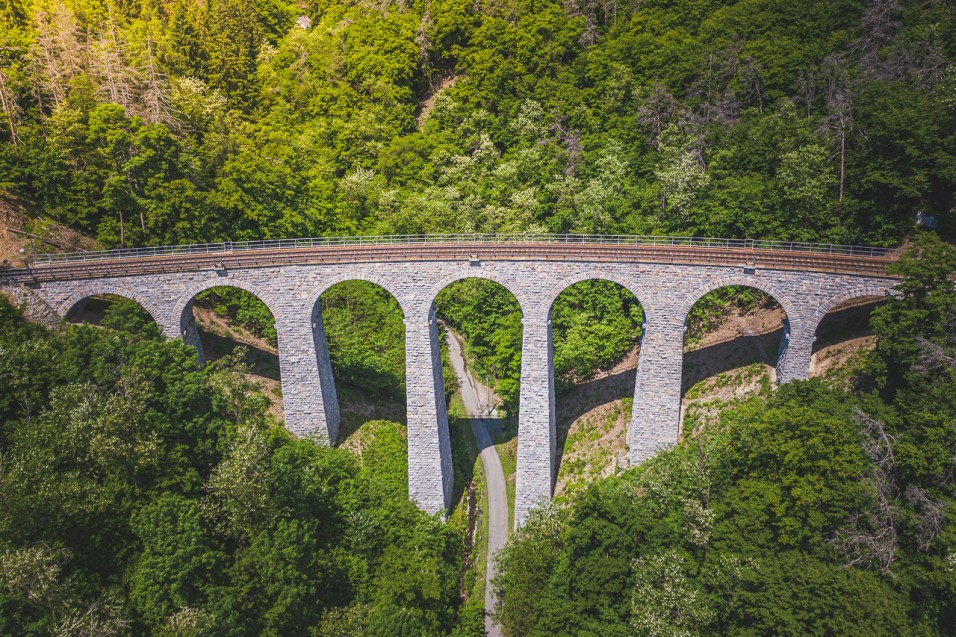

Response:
(405, 310), (454, 512)
(515, 318), (556, 527)
(28, 259), (895, 525)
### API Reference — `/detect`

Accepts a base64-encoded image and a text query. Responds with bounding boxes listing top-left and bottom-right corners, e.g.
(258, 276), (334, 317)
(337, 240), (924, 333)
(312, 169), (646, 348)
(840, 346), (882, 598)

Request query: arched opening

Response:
(434, 278), (523, 526)
(681, 286), (788, 432)
(810, 295), (887, 382)
(317, 280), (407, 443)
(549, 279), (643, 499)
(65, 293), (161, 339)
(185, 286), (281, 415)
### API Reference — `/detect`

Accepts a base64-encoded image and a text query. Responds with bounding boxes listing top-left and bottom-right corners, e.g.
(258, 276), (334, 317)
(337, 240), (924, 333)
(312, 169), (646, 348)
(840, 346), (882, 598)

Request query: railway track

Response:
(1, 241), (896, 283)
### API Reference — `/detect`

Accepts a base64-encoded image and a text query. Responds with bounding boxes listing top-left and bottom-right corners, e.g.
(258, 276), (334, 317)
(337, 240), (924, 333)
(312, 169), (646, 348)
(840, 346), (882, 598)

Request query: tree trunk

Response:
(0, 70), (17, 146)
(839, 128), (846, 202)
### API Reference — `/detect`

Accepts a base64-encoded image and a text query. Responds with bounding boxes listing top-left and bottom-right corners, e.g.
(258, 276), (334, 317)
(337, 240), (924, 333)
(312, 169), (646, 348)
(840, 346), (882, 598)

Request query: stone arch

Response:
(425, 269), (529, 321)
(678, 275), (800, 330)
(544, 272), (649, 323)
(809, 283), (892, 334)
(306, 273), (410, 430)
(59, 284), (166, 328)
(678, 275), (798, 394)
(545, 272), (648, 497)
(172, 276), (282, 334)
(305, 272), (410, 322)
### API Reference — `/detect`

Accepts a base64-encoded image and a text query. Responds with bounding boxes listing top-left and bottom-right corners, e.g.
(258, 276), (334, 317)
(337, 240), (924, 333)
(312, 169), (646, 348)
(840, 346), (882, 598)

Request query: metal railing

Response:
(31, 234), (893, 265)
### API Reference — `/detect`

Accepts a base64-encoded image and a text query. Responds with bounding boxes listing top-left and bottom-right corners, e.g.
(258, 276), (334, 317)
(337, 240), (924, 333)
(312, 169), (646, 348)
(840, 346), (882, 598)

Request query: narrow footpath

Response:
(445, 328), (507, 637)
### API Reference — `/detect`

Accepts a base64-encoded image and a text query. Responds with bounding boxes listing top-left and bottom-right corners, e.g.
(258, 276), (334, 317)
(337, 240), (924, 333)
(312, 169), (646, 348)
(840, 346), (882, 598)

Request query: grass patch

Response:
(336, 381), (406, 445)
(554, 398), (629, 501)
(820, 343), (874, 389)
(448, 390), (488, 608)
(492, 416), (518, 531)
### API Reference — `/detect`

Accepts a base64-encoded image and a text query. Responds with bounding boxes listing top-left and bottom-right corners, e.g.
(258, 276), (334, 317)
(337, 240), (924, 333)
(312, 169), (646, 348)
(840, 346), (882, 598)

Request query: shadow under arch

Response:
(176, 283), (283, 416)
(680, 284), (789, 397)
(313, 278), (408, 444)
(810, 284), (892, 345)
(432, 276), (524, 520)
(546, 277), (645, 497)
(678, 276), (799, 329)
(809, 291), (888, 378)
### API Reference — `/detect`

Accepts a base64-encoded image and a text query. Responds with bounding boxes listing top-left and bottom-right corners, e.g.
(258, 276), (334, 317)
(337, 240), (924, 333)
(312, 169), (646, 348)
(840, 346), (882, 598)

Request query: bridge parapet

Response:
(28, 233), (895, 265)
(2, 235), (896, 285)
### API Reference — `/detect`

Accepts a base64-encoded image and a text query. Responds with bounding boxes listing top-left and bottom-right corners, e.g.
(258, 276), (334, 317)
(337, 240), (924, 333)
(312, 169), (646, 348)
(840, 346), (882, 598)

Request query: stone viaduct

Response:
(1, 237), (898, 527)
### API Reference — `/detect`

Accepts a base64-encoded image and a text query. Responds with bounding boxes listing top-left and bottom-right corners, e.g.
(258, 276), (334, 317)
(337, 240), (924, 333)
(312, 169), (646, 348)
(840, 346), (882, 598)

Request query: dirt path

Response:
(445, 327), (506, 637)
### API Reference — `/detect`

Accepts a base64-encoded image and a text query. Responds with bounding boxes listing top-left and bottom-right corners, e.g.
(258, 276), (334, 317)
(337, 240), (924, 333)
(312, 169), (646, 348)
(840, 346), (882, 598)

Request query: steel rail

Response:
(1, 241), (897, 284)
(28, 233), (892, 265)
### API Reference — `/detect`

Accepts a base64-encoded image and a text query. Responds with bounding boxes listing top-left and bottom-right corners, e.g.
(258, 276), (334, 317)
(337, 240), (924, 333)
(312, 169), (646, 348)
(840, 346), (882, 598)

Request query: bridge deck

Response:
(2, 242), (895, 282)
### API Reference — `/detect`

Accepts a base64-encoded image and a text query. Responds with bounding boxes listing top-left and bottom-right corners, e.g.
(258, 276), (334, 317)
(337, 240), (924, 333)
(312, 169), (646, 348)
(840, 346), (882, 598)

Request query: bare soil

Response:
(1, 201), (98, 267)
(417, 75), (457, 126)
(0, 233), (29, 267)
(555, 382), (630, 497)
(553, 342), (641, 496)
(689, 305), (787, 351)
(681, 364), (773, 435)
(0, 202), (32, 268)
(193, 307), (285, 421)
(810, 335), (877, 380)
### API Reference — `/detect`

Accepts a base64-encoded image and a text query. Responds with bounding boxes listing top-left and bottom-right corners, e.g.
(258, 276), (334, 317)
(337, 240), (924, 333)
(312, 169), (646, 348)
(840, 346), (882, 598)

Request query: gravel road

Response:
(445, 327), (507, 637)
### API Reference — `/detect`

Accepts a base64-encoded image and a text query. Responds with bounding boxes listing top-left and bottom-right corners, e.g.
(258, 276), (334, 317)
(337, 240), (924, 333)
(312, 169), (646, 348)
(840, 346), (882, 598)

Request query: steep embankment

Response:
(554, 300), (881, 498)
(192, 304), (409, 440)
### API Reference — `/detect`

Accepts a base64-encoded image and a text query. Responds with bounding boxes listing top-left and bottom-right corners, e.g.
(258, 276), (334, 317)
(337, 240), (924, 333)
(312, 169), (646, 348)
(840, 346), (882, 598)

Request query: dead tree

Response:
(835, 411), (900, 573)
(636, 83), (679, 149)
(822, 56), (853, 203)
(93, 7), (135, 111)
(138, 34), (172, 124)
(0, 64), (19, 146)
(796, 68), (816, 118)
(31, 2), (84, 108)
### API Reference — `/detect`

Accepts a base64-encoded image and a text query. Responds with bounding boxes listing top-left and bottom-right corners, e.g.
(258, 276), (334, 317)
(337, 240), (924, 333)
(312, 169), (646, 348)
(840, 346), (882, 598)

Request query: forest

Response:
(494, 236), (956, 636)
(0, 296), (483, 635)
(0, 0), (955, 634)
(0, 0), (953, 246)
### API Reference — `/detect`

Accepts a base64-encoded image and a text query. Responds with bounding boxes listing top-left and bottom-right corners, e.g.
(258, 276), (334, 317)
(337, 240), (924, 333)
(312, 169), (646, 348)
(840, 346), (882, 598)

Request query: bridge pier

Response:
(515, 317), (556, 528)
(774, 319), (814, 384)
(276, 310), (340, 443)
(176, 300), (206, 365)
(405, 309), (453, 515)
(630, 317), (683, 465)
